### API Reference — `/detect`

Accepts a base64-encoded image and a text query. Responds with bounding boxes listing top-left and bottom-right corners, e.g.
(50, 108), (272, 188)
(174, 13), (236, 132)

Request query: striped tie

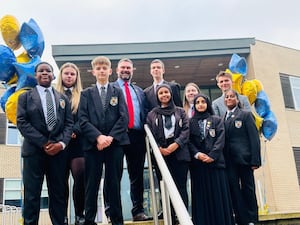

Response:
(45, 88), (56, 131)
(100, 86), (106, 108)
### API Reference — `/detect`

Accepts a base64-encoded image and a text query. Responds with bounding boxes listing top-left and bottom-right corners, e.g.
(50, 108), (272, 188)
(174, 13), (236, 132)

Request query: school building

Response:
(0, 38), (300, 223)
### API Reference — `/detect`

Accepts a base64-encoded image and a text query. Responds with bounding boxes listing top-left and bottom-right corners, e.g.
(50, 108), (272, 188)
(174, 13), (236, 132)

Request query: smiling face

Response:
(157, 86), (171, 107)
(195, 96), (207, 112)
(224, 89), (239, 110)
(61, 66), (77, 88)
(185, 84), (199, 104)
(217, 75), (232, 93)
(117, 60), (133, 81)
(35, 63), (54, 88)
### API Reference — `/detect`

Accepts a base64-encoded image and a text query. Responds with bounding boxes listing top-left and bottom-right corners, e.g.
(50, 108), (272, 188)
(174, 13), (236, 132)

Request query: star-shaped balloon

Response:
(0, 45), (16, 82)
(13, 55), (41, 91)
(19, 18), (44, 57)
(0, 85), (16, 112)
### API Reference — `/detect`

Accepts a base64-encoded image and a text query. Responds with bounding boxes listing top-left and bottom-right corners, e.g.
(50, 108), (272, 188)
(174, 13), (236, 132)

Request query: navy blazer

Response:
(17, 87), (73, 157)
(144, 81), (182, 111)
(224, 107), (261, 167)
(146, 107), (190, 162)
(189, 115), (226, 168)
(78, 84), (129, 151)
(112, 81), (148, 127)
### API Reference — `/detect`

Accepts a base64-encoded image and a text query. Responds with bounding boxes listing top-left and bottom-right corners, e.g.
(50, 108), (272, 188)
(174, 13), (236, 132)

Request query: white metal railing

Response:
(144, 124), (193, 225)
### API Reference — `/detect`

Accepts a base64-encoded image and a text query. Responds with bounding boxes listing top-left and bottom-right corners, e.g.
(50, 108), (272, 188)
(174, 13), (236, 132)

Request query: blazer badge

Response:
(209, 129), (215, 137)
(235, 120), (242, 128)
(110, 96), (118, 106)
(59, 99), (65, 109)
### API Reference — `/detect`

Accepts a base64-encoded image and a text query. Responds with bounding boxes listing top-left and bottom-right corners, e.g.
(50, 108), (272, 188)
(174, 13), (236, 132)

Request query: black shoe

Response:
(133, 213), (153, 221)
(157, 211), (163, 219)
(75, 216), (85, 225)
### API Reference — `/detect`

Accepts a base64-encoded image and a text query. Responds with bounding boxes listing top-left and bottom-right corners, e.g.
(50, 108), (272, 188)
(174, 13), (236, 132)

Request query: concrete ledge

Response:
(258, 211), (300, 225)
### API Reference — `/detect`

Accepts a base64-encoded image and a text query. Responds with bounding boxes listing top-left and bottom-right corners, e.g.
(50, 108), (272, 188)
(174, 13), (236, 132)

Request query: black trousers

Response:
(23, 150), (67, 225)
(84, 144), (124, 225)
(226, 163), (258, 225)
(104, 129), (146, 217)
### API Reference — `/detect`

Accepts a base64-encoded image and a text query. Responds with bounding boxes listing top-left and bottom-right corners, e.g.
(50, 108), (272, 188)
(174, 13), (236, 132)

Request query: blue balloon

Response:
(19, 18), (45, 57)
(229, 53), (248, 76)
(13, 56), (41, 91)
(262, 111), (277, 141)
(0, 45), (17, 82)
(0, 86), (16, 112)
(254, 90), (270, 118)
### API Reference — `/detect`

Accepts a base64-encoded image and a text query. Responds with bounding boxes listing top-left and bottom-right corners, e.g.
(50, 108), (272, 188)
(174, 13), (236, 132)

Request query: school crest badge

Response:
(235, 120), (242, 128)
(59, 99), (65, 109)
(110, 97), (118, 106)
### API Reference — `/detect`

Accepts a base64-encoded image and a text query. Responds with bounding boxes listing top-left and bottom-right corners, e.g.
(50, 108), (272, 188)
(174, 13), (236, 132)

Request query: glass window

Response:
(3, 179), (49, 209)
(6, 121), (22, 146)
(290, 76), (300, 110)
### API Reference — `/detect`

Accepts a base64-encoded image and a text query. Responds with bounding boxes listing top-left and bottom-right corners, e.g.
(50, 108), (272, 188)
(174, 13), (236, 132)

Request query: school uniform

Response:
(224, 107), (261, 225)
(17, 86), (73, 225)
(78, 83), (129, 225)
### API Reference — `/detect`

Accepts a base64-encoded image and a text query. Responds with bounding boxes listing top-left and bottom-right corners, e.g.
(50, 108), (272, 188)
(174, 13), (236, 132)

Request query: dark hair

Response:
(224, 89), (243, 108)
(34, 61), (54, 72)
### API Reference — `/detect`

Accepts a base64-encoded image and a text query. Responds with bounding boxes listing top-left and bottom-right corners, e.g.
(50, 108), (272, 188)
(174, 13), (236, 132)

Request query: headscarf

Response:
(153, 83), (176, 116)
(192, 93), (214, 120)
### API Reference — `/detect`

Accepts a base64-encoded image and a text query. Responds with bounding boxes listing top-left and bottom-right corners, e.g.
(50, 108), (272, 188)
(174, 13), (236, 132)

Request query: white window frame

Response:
(6, 120), (22, 146)
(3, 178), (49, 210)
(290, 76), (300, 110)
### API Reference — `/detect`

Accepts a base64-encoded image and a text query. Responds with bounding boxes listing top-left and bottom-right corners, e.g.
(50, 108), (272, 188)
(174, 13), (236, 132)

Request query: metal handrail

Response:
(144, 124), (193, 225)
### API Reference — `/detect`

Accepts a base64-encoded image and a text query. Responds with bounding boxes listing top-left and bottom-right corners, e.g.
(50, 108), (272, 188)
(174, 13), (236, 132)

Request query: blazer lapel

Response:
(91, 86), (103, 119)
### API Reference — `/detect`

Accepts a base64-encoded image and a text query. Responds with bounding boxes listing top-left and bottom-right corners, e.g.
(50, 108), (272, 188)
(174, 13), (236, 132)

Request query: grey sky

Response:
(1, 0), (300, 73)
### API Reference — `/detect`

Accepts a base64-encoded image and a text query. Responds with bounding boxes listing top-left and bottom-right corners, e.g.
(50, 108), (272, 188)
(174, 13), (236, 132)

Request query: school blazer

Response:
(17, 87), (73, 156)
(78, 84), (129, 151)
(146, 107), (190, 162)
(224, 107), (261, 167)
(189, 115), (226, 168)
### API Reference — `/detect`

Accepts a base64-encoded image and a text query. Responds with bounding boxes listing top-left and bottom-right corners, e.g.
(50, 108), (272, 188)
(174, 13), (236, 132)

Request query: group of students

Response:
(16, 57), (261, 225)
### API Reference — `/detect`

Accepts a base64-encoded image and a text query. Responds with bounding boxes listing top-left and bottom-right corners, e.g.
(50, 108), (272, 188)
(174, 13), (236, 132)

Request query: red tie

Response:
(124, 81), (134, 128)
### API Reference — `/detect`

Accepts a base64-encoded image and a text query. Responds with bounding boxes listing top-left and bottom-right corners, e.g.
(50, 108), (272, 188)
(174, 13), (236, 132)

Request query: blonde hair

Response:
(182, 82), (201, 115)
(56, 62), (82, 114)
(215, 70), (232, 82)
(91, 56), (111, 68)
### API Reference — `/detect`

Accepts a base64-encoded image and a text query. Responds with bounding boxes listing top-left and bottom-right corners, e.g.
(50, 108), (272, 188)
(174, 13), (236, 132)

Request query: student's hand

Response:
(251, 166), (259, 170)
(159, 147), (171, 156)
(97, 135), (113, 151)
(202, 155), (214, 163)
(44, 142), (63, 156)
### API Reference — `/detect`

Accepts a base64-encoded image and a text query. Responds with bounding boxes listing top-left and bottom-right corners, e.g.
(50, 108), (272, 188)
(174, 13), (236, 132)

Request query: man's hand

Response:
(44, 142), (63, 156)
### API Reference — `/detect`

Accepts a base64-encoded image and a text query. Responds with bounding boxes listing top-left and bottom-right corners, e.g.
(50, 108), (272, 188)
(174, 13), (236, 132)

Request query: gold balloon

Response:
(0, 15), (21, 50)
(6, 74), (18, 85)
(252, 111), (264, 132)
(5, 88), (29, 125)
(16, 51), (31, 63)
(241, 80), (257, 105)
(252, 79), (264, 93)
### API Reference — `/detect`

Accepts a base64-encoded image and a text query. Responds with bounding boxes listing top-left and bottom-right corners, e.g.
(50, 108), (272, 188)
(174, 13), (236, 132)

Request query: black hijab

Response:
(153, 84), (176, 116)
(192, 93), (214, 120)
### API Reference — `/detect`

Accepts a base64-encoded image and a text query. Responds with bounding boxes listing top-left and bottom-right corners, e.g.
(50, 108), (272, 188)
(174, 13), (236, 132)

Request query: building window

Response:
(280, 74), (300, 110)
(293, 147), (300, 186)
(6, 120), (22, 146)
(3, 179), (49, 209)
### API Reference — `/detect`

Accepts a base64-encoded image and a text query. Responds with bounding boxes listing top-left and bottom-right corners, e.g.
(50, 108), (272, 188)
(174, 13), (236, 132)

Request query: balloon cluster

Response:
(228, 53), (277, 141)
(0, 15), (44, 124)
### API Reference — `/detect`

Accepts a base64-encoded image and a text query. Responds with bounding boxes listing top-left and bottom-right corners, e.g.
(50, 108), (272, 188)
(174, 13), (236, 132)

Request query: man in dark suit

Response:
(144, 59), (182, 111)
(104, 58), (152, 221)
(17, 62), (73, 225)
(78, 56), (129, 225)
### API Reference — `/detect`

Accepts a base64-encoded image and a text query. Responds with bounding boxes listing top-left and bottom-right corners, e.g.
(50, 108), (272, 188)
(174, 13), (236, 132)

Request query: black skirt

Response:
(190, 159), (235, 225)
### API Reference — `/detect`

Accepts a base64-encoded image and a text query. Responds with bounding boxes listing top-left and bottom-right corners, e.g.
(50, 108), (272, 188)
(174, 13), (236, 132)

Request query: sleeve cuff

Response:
(59, 141), (66, 150)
